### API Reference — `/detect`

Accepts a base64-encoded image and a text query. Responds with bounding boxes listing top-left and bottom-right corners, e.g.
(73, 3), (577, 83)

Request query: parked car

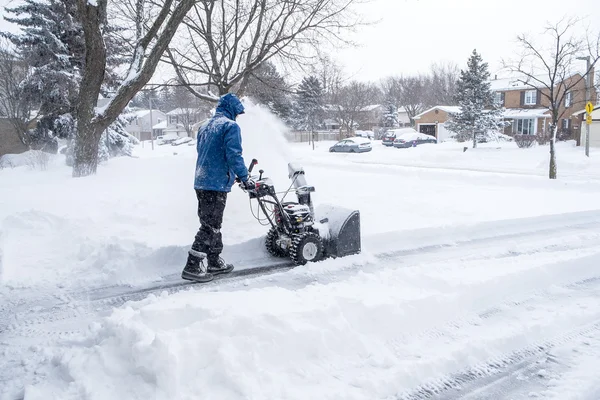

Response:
(329, 137), (372, 153)
(355, 130), (374, 139)
(382, 131), (397, 146)
(171, 136), (193, 146)
(393, 131), (437, 148)
(382, 128), (417, 146)
(156, 134), (179, 145)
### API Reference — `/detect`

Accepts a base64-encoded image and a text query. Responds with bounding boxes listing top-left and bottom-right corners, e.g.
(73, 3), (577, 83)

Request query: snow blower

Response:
(238, 159), (361, 265)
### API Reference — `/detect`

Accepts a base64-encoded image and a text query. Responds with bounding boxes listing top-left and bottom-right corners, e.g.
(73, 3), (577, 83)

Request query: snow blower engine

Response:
(238, 159), (361, 265)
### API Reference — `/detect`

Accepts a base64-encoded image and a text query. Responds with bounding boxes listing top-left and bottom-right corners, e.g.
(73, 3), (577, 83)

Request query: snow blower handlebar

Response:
(235, 158), (259, 185)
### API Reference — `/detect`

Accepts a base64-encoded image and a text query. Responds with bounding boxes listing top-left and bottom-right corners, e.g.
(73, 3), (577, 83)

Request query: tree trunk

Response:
(73, 112), (104, 177)
(74, 0), (107, 177)
(472, 129), (477, 148)
(549, 124), (557, 179)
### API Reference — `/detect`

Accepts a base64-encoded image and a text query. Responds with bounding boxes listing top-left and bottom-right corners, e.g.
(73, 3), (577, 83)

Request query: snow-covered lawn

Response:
(2, 104), (600, 399)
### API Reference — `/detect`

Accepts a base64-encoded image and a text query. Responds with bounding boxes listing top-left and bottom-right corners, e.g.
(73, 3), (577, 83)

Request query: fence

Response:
(285, 130), (342, 143)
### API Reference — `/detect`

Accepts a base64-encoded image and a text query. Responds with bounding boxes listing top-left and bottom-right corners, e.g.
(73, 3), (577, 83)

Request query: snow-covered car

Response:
(329, 137), (372, 153)
(393, 132), (437, 148)
(156, 134), (179, 145)
(355, 130), (374, 139)
(382, 128), (417, 146)
(171, 136), (193, 146)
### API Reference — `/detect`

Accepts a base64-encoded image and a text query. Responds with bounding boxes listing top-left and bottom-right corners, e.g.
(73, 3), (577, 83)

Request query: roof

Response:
(572, 105), (600, 117)
(414, 105), (552, 120)
(413, 106), (461, 119)
(489, 71), (585, 92)
(502, 108), (550, 118)
(152, 120), (169, 129)
(361, 104), (382, 112)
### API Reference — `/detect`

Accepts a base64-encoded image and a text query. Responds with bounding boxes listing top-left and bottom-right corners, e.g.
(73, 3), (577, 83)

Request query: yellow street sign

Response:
(587, 115), (593, 125)
(586, 102), (594, 114)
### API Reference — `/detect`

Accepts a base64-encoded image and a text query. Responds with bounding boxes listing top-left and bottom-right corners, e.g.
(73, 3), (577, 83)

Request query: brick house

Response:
(413, 70), (596, 144)
(490, 71), (596, 143)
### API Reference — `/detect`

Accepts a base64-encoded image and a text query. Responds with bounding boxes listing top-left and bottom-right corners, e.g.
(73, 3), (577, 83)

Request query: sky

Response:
(1, 0), (598, 84)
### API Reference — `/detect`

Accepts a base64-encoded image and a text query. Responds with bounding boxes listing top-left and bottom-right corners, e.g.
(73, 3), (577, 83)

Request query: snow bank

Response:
(27, 247), (600, 400)
(28, 269), (442, 400)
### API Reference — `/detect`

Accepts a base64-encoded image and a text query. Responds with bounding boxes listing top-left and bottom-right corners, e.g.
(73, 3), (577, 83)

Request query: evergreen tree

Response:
(446, 49), (506, 148)
(381, 100), (398, 128)
(2, 0), (135, 158)
(294, 76), (324, 132)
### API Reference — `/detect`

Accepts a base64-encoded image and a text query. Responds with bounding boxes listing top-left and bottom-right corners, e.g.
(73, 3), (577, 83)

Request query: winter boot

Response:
(207, 256), (234, 275)
(181, 250), (214, 283)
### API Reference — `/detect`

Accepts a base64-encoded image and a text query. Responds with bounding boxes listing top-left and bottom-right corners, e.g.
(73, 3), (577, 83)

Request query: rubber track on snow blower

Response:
(87, 261), (297, 302)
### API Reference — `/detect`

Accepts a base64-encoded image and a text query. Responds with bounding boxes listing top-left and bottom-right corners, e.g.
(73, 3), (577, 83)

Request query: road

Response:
(2, 211), (600, 399)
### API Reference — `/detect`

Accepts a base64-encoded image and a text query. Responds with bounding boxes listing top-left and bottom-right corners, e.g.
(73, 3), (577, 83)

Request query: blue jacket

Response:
(194, 93), (249, 192)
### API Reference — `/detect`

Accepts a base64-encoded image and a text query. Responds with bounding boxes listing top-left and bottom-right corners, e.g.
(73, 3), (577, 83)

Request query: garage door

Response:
(437, 123), (452, 142)
(419, 124), (436, 136)
(590, 122), (600, 148)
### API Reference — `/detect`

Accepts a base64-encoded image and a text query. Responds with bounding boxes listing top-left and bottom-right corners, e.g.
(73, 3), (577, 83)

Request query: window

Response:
(494, 92), (503, 105)
(565, 91), (572, 107)
(524, 90), (537, 105)
(561, 119), (570, 130)
(512, 118), (535, 135)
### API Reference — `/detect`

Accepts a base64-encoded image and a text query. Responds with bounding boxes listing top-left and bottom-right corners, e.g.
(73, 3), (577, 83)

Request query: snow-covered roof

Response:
(489, 71), (584, 92)
(152, 120), (169, 130)
(361, 104), (382, 112)
(413, 106), (461, 119)
(502, 108), (550, 118)
(134, 109), (151, 118)
(572, 105), (600, 117)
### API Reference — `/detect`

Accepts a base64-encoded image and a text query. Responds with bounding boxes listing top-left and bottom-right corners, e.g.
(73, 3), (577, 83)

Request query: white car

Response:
(156, 134), (180, 145)
(171, 136), (194, 146)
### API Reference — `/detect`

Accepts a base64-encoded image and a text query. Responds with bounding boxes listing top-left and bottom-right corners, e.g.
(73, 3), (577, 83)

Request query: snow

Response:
(502, 108), (550, 118)
(414, 105), (462, 118)
(3, 101), (600, 399)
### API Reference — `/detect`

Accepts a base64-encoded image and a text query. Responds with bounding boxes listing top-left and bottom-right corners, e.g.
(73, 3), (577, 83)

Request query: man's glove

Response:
(241, 178), (255, 190)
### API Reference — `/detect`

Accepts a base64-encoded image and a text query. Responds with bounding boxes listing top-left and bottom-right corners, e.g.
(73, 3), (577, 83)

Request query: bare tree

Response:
(313, 53), (346, 104)
(0, 39), (36, 146)
(426, 62), (460, 106)
(397, 75), (428, 125)
(164, 0), (365, 103)
(332, 81), (380, 136)
(72, 0), (197, 177)
(504, 17), (599, 179)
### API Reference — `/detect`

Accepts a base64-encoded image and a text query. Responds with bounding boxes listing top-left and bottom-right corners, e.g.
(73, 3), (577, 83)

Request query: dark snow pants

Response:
(191, 189), (228, 263)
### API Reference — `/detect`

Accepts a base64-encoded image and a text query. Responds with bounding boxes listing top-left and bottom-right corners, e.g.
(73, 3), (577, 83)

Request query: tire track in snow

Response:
(3, 213), (600, 336)
(395, 320), (600, 400)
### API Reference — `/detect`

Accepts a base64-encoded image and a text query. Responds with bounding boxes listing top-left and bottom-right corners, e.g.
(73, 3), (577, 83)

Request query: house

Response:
(360, 104), (411, 130)
(0, 118), (27, 157)
(573, 105), (600, 147)
(124, 109), (167, 141)
(489, 71), (595, 142)
(397, 107), (411, 127)
(166, 107), (210, 137)
(413, 70), (596, 143)
(412, 106), (461, 141)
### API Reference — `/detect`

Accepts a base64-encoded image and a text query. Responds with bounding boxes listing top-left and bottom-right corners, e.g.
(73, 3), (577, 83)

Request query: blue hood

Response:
(215, 93), (245, 120)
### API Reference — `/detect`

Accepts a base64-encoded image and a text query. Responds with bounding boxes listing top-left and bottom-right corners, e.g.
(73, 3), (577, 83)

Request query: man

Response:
(182, 93), (254, 282)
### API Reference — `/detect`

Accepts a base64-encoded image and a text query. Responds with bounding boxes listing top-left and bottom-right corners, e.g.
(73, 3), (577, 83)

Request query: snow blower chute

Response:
(238, 159), (361, 265)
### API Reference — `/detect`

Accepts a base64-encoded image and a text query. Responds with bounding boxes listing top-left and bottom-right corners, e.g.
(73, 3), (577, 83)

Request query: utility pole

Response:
(149, 92), (154, 150)
(577, 56), (591, 157)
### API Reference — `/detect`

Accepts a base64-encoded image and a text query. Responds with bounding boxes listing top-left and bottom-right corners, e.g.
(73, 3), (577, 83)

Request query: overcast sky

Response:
(1, 0), (598, 84)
